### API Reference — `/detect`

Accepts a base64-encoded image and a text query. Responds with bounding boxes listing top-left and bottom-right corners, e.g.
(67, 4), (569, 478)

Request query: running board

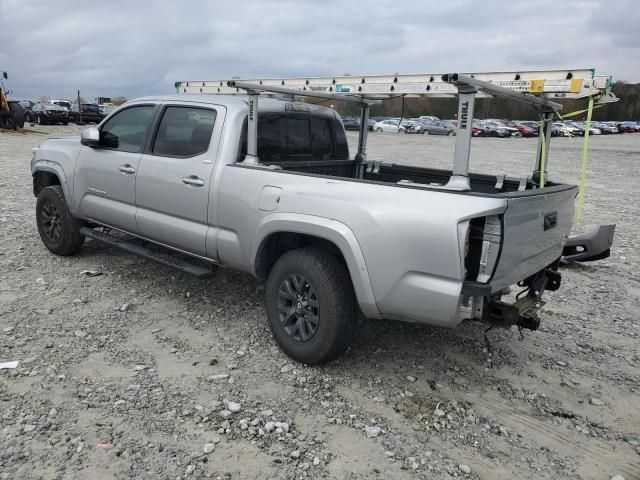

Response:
(80, 227), (216, 278)
(561, 224), (616, 264)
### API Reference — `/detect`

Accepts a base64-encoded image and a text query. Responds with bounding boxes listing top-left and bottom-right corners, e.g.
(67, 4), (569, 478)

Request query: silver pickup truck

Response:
(31, 90), (576, 363)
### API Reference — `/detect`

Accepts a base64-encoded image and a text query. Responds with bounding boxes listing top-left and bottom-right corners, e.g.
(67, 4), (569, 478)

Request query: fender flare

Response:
(32, 161), (75, 210)
(252, 213), (381, 319)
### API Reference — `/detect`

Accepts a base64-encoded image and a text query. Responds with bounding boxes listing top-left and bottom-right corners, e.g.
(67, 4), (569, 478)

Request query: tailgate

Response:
(491, 186), (577, 291)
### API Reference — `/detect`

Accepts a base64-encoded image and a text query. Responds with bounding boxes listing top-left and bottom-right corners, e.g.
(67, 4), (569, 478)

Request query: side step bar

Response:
(80, 227), (216, 279)
(561, 224), (616, 264)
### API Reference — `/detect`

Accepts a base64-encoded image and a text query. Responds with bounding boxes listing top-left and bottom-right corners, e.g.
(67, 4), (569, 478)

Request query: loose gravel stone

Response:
(365, 426), (382, 438)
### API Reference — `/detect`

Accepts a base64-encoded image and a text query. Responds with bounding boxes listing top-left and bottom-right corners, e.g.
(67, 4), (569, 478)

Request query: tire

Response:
(63, 121), (68, 125)
(265, 247), (356, 364)
(36, 185), (85, 256)
(37, 115), (45, 125)
(375, 128), (382, 132)
(8, 102), (25, 129)
(447, 131), (454, 136)
(0, 112), (15, 129)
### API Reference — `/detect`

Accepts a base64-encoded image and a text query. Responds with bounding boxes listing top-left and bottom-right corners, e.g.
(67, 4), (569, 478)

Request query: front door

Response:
(74, 104), (157, 232)
(135, 104), (221, 257)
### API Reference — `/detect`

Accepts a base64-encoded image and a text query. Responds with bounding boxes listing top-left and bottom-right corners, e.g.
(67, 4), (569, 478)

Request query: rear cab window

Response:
(240, 110), (349, 163)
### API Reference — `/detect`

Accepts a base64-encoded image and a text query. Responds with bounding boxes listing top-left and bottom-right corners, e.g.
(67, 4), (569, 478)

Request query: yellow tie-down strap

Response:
(546, 86), (602, 226)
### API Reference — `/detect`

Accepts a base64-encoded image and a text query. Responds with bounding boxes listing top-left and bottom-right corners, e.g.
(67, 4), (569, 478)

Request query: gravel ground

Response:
(1, 125), (639, 480)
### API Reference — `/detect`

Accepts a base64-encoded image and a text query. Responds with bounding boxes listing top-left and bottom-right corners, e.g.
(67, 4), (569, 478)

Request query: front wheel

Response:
(265, 247), (356, 364)
(36, 186), (85, 256)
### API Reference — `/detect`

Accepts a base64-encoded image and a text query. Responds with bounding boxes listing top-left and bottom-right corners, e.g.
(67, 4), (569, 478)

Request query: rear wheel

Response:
(447, 130), (454, 136)
(37, 115), (45, 125)
(265, 247), (356, 364)
(36, 186), (85, 256)
(375, 128), (382, 132)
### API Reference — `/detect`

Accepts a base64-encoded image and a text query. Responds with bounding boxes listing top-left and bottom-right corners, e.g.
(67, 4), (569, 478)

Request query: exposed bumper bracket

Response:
(482, 295), (544, 331)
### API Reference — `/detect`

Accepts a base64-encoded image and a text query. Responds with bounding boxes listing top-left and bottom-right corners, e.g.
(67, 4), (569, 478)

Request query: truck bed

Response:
(271, 158), (565, 195)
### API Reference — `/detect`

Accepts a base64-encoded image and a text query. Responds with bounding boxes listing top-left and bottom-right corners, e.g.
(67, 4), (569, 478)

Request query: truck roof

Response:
(130, 94), (337, 116)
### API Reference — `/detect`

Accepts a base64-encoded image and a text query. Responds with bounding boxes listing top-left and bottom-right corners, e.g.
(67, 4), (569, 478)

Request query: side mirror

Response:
(2, 72), (7, 80)
(80, 127), (100, 147)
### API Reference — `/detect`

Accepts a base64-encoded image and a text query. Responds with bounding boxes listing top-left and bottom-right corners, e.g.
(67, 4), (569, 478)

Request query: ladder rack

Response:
(175, 69), (616, 191)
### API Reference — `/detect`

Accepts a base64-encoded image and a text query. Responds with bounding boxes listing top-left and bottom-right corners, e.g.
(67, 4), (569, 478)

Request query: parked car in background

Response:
(400, 120), (425, 134)
(478, 120), (519, 138)
(602, 121), (624, 133)
(418, 115), (439, 124)
(424, 120), (456, 135)
(31, 102), (69, 125)
(471, 121), (487, 137)
(48, 99), (72, 111)
(564, 121), (586, 136)
(71, 103), (105, 124)
(507, 121), (538, 137)
(591, 122), (617, 134)
(373, 119), (405, 132)
(552, 122), (578, 137)
(573, 121), (601, 135)
(341, 116), (360, 131)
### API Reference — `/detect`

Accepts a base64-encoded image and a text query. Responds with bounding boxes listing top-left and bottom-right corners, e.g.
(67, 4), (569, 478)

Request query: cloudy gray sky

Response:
(1, 0), (638, 102)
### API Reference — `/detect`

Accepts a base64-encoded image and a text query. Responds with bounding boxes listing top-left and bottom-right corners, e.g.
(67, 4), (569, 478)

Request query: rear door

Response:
(74, 104), (157, 232)
(135, 103), (223, 257)
(491, 186), (577, 291)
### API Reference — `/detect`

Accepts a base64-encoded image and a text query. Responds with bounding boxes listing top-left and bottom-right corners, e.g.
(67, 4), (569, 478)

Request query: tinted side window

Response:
(153, 106), (216, 157)
(311, 117), (333, 159)
(100, 106), (155, 153)
(242, 113), (348, 163)
(258, 114), (286, 162)
(287, 117), (311, 157)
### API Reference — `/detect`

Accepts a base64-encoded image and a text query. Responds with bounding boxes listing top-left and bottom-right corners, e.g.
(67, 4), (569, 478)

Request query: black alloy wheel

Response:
(277, 274), (320, 342)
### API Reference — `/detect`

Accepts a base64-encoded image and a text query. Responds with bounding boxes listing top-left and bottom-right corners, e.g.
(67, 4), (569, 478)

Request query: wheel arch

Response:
(32, 164), (74, 210)
(252, 214), (380, 319)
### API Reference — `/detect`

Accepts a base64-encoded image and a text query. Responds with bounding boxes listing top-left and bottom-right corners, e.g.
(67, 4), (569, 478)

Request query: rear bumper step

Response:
(80, 227), (216, 279)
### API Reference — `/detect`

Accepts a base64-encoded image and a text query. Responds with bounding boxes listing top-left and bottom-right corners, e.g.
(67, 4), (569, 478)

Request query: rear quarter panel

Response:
(216, 165), (507, 326)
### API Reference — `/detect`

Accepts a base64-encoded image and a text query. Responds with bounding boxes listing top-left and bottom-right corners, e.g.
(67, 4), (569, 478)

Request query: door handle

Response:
(118, 165), (136, 174)
(181, 176), (205, 187)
